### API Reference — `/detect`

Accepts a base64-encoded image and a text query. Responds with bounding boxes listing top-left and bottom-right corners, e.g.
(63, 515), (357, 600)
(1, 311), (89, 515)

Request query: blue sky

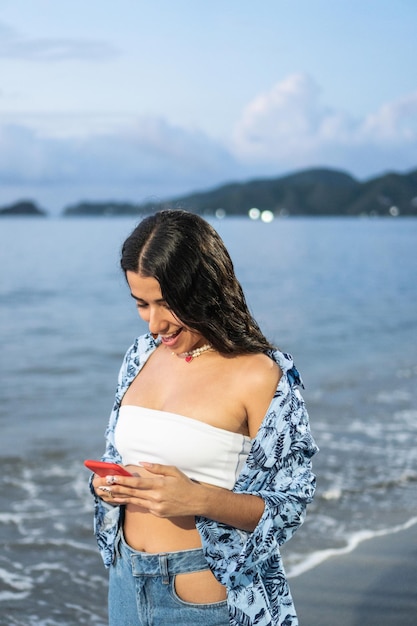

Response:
(1, 0), (416, 211)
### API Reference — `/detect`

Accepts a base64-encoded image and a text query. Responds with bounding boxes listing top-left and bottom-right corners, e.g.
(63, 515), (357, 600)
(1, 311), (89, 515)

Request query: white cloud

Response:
(233, 74), (324, 157)
(0, 117), (239, 182)
(0, 117), (244, 209)
(232, 73), (417, 175)
(0, 20), (118, 61)
(1, 73), (416, 212)
(361, 91), (417, 142)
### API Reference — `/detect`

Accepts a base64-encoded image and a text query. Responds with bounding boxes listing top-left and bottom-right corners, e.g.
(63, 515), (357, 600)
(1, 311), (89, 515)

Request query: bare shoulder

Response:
(236, 352), (281, 388)
(235, 353), (282, 438)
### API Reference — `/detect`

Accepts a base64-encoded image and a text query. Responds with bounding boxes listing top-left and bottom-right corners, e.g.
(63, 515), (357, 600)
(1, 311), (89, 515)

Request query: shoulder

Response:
(235, 353), (282, 438)
(238, 352), (281, 386)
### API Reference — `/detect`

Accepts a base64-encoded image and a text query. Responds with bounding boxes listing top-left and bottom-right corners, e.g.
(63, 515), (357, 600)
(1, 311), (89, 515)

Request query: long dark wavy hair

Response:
(120, 210), (275, 355)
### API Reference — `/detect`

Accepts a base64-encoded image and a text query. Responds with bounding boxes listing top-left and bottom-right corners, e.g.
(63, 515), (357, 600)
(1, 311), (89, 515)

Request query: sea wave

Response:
(287, 516), (417, 578)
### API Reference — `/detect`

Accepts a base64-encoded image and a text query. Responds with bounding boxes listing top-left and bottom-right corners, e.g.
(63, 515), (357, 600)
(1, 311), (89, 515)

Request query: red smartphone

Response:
(84, 459), (133, 477)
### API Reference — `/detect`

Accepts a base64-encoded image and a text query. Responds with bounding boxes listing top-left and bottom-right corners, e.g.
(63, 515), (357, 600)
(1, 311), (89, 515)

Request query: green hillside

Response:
(63, 167), (417, 217)
(0, 200), (47, 217)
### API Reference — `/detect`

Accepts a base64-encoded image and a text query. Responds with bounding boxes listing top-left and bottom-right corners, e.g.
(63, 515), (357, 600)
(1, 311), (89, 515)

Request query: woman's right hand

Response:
(92, 473), (118, 503)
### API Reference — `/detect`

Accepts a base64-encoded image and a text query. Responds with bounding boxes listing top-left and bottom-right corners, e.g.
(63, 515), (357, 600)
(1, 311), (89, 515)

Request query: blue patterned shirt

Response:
(90, 333), (318, 626)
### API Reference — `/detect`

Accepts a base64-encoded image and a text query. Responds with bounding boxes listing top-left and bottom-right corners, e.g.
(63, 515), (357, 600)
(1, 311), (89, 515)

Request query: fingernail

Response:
(106, 475), (117, 485)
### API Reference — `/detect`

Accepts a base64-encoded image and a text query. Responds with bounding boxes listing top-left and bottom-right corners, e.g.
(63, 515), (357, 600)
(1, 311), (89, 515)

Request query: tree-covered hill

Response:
(0, 200), (46, 217)
(62, 167), (417, 217)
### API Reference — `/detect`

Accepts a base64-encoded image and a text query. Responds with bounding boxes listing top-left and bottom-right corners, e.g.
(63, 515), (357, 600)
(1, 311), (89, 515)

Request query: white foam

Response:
(375, 389), (412, 404)
(0, 590), (31, 601)
(19, 536), (98, 553)
(321, 488), (342, 501)
(288, 516), (417, 578)
(0, 566), (33, 594)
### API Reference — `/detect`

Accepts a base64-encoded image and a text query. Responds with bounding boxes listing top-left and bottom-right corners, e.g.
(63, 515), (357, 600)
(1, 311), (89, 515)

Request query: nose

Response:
(148, 306), (168, 335)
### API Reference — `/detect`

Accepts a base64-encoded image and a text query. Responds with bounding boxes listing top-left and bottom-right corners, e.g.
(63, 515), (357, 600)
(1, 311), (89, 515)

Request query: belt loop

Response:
(159, 553), (169, 585)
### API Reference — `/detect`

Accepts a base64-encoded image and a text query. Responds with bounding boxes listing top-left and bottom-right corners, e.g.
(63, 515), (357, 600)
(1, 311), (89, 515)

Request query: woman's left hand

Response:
(101, 462), (203, 518)
(99, 462), (264, 530)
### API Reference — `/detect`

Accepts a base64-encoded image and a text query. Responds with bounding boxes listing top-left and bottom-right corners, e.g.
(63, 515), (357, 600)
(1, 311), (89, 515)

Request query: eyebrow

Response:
(130, 293), (167, 304)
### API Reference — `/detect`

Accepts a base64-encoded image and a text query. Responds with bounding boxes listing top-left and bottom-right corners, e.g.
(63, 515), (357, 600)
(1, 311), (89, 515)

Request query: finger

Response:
(97, 485), (114, 499)
(138, 462), (179, 476)
(103, 474), (140, 487)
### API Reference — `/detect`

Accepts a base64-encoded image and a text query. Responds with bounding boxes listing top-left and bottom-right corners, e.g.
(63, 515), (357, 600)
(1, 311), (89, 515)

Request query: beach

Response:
(289, 521), (417, 626)
(1, 217), (416, 625)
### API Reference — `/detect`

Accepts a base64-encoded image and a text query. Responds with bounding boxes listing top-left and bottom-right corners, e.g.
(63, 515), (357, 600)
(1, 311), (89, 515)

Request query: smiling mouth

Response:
(160, 328), (183, 344)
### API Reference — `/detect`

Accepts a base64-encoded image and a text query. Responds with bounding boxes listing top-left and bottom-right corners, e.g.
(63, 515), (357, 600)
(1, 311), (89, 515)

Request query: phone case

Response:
(84, 459), (133, 477)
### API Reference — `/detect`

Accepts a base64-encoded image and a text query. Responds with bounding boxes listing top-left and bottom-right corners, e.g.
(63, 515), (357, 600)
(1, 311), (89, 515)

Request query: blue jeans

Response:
(108, 533), (229, 626)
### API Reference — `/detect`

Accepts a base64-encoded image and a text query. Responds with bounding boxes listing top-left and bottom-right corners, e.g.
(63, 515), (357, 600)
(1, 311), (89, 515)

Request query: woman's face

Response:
(126, 271), (207, 354)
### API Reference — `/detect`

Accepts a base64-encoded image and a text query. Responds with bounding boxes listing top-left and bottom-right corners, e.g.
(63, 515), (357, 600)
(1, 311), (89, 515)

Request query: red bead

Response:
(185, 355), (192, 362)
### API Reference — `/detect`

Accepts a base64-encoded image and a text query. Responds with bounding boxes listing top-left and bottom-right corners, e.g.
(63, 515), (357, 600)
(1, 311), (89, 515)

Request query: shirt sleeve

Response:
(88, 351), (130, 567)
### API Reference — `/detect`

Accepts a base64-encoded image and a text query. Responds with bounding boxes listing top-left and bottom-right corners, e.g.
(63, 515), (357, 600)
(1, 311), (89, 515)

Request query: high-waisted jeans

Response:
(108, 532), (229, 626)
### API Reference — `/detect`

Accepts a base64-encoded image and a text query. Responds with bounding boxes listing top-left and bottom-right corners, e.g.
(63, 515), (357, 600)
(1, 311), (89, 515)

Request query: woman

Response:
(90, 210), (317, 626)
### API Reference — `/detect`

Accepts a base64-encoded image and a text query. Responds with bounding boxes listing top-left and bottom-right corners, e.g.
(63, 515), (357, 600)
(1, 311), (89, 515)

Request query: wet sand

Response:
(289, 522), (417, 626)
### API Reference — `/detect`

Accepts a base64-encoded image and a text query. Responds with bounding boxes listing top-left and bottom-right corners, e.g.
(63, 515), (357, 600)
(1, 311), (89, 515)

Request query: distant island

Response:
(2, 167), (417, 217)
(0, 200), (46, 217)
(62, 167), (417, 218)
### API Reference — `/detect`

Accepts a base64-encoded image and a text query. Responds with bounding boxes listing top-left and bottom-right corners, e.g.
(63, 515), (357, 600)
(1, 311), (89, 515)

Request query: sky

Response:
(0, 0), (416, 212)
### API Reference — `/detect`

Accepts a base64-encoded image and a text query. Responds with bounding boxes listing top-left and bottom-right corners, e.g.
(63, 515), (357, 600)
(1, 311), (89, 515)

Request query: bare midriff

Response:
(123, 465), (227, 603)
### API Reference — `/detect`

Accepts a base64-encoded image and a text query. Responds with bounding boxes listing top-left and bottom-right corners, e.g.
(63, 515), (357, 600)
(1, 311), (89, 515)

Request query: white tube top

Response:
(115, 405), (252, 490)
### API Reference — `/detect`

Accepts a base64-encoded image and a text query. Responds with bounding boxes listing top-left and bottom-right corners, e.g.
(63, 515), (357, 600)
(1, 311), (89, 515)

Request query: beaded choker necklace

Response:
(176, 343), (213, 363)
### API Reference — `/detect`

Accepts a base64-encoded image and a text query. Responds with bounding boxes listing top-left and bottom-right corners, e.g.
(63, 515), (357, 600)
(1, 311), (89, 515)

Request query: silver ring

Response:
(98, 486), (113, 497)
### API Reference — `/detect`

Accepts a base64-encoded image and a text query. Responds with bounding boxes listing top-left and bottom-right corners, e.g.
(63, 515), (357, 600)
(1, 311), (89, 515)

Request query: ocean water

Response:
(1, 216), (416, 625)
